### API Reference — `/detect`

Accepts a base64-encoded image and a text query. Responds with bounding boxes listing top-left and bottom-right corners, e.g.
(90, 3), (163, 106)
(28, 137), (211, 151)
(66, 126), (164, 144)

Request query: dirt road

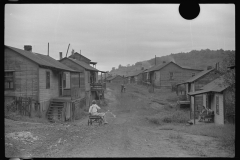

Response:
(5, 84), (234, 158)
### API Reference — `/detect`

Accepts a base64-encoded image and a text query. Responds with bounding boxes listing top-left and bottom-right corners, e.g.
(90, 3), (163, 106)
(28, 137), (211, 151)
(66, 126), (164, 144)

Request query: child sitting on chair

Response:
(89, 100), (108, 124)
(198, 105), (207, 122)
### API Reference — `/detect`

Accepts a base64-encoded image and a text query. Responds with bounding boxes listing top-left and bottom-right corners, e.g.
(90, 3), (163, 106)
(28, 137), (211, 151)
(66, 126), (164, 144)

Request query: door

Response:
(59, 73), (63, 96)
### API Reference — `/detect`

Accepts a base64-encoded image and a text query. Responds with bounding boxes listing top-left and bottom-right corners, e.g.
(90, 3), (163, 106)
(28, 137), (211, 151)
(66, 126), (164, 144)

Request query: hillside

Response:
(108, 49), (234, 76)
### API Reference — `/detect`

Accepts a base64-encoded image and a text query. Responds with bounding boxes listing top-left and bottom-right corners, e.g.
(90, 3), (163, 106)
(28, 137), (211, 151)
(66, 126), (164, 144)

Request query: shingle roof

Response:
(61, 57), (99, 71)
(146, 61), (203, 72)
(107, 75), (123, 81)
(5, 45), (78, 72)
(188, 76), (229, 96)
(183, 69), (215, 84)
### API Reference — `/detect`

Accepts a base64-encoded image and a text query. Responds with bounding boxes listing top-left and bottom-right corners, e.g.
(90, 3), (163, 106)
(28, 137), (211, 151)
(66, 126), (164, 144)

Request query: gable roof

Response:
(69, 52), (91, 61)
(146, 61), (203, 72)
(107, 75), (124, 81)
(188, 76), (229, 96)
(60, 57), (99, 72)
(5, 45), (77, 72)
(126, 70), (144, 77)
(184, 68), (216, 84)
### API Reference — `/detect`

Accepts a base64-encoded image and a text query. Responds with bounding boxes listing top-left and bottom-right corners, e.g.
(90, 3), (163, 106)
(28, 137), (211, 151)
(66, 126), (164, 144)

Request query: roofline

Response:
(60, 57), (98, 71)
(147, 61), (203, 72)
(70, 52), (91, 61)
(6, 46), (78, 72)
(185, 68), (215, 83)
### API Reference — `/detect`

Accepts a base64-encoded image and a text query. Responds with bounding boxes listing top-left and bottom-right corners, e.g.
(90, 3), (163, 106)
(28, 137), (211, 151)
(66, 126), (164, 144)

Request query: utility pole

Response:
(65, 43), (70, 57)
(48, 43), (49, 56)
(155, 55), (156, 65)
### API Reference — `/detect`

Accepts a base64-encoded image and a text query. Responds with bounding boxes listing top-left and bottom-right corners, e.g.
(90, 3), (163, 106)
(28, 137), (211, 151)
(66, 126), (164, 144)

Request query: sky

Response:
(5, 4), (235, 72)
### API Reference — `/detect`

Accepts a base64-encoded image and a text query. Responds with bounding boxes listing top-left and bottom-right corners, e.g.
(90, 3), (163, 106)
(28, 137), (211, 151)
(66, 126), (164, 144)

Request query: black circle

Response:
(179, 3), (200, 20)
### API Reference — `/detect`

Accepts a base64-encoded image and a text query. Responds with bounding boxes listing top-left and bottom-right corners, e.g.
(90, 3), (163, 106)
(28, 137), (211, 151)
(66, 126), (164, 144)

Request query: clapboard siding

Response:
(153, 63), (201, 87)
(39, 68), (59, 106)
(85, 70), (90, 91)
(4, 48), (39, 100)
(194, 70), (221, 91)
(60, 58), (87, 92)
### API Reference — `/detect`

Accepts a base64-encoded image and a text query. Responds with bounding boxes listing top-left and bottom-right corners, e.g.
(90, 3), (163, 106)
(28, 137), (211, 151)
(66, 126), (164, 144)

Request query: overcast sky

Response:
(5, 4), (235, 72)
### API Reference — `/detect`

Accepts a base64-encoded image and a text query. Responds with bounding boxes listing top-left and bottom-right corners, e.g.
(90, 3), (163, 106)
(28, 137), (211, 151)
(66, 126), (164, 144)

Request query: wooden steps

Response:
(47, 101), (65, 123)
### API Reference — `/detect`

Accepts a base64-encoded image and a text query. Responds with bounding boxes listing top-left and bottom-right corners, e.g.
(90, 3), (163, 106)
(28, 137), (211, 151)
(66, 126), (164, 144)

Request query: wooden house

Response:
(146, 61), (203, 88)
(106, 75), (125, 84)
(188, 76), (231, 124)
(176, 67), (222, 112)
(59, 52), (105, 107)
(4, 45), (82, 122)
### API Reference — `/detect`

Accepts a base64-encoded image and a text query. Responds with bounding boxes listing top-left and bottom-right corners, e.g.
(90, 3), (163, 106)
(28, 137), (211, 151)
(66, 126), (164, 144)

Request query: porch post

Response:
(193, 95), (195, 124)
(70, 72), (72, 100)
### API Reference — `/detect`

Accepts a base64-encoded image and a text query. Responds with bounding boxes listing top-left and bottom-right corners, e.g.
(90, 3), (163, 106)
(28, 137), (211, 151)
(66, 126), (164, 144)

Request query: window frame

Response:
(46, 71), (50, 89)
(5, 71), (15, 90)
(169, 72), (174, 80)
(216, 95), (219, 115)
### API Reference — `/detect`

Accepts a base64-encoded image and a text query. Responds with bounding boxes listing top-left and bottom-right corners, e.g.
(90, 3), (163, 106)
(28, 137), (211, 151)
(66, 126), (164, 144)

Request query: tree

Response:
(220, 52), (235, 115)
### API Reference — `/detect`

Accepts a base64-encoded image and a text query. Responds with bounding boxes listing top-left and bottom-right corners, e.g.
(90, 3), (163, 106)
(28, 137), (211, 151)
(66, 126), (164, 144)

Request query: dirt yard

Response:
(5, 83), (235, 158)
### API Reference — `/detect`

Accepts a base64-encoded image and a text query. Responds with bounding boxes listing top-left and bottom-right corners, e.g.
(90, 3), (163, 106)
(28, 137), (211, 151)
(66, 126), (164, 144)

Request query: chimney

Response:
(59, 52), (62, 60)
(163, 61), (166, 64)
(24, 45), (32, 52)
(207, 66), (212, 70)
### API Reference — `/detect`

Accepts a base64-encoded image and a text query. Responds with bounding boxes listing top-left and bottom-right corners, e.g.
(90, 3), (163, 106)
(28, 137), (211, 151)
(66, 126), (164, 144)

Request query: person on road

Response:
(121, 84), (125, 92)
(89, 100), (108, 124)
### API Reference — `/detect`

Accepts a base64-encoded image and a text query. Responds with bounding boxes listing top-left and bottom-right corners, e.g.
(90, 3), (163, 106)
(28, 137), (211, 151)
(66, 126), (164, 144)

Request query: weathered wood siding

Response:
(154, 63), (201, 87)
(4, 48), (38, 101)
(39, 68), (59, 111)
(194, 70), (221, 91)
(60, 58), (86, 94)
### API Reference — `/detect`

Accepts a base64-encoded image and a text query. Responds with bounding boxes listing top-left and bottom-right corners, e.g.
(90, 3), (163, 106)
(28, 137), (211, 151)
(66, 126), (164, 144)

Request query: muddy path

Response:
(5, 85), (234, 158)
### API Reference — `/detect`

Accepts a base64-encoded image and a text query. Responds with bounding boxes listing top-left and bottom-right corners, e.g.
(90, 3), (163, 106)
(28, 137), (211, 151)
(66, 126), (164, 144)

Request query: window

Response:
(169, 72), (173, 80)
(46, 71), (50, 89)
(192, 73), (195, 77)
(216, 95), (219, 115)
(79, 73), (81, 87)
(5, 71), (14, 90)
(63, 73), (66, 88)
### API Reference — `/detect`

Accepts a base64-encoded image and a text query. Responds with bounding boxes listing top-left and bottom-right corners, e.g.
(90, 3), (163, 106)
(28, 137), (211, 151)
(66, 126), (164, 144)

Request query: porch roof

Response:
(188, 77), (229, 96)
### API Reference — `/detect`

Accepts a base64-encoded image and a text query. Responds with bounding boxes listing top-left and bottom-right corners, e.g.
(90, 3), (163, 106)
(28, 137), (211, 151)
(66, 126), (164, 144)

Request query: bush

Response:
(147, 110), (189, 125)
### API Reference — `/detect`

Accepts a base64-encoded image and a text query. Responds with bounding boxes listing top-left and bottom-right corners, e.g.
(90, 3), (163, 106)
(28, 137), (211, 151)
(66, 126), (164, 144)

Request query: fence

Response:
(5, 96), (36, 117)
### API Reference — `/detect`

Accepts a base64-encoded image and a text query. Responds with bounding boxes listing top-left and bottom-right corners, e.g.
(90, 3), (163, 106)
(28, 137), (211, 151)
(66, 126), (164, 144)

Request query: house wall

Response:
(39, 68), (60, 111)
(153, 63), (201, 87)
(194, 70), (221, 91)
(212, 93), (224, 124)
(4, 48), (39, 101)
(60, 58), (86, 95)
